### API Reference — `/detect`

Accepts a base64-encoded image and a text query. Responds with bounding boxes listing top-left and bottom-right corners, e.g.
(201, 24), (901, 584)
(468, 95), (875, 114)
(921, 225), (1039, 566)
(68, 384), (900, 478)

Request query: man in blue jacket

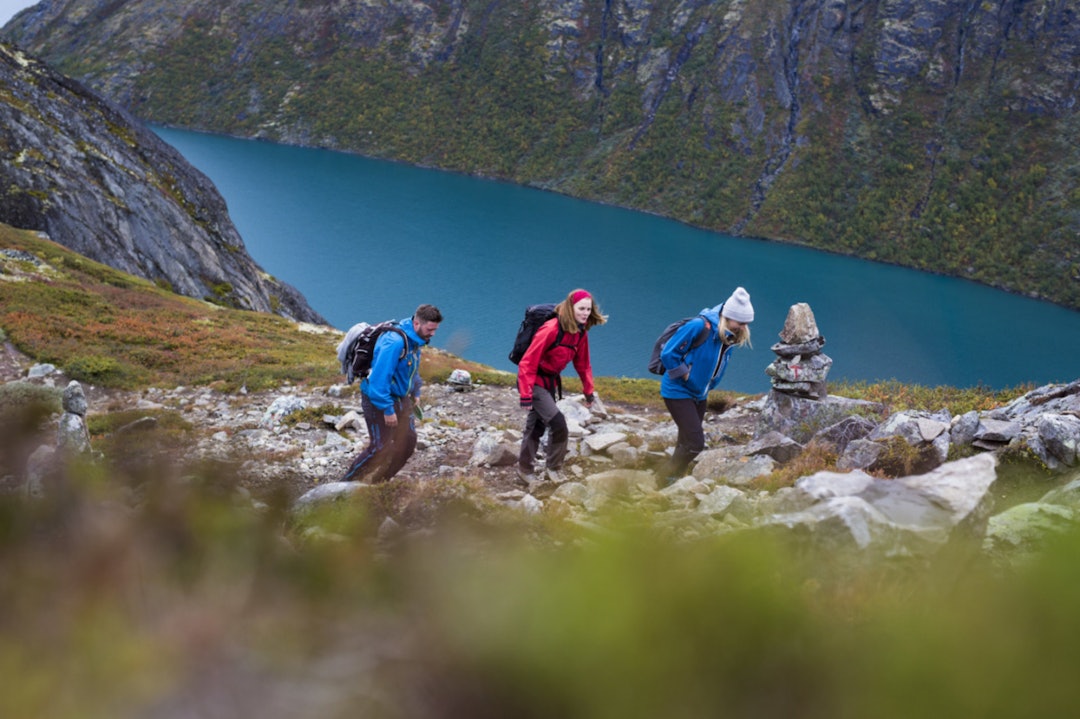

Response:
(659, 287), (754, 483)
(341, 304), (442, 483)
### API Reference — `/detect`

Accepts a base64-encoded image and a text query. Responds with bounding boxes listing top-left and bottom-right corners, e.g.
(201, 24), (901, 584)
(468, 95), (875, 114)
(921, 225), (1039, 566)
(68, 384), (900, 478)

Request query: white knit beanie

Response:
(722, 287), (754, 323)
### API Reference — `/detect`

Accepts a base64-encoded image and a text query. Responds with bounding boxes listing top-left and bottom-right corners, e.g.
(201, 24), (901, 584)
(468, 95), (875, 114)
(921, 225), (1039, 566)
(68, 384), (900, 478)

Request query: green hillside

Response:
(8, 0), (1078, 309)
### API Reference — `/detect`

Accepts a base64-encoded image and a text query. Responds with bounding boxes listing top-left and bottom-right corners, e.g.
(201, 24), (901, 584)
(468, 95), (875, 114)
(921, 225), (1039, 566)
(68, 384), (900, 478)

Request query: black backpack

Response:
(647, 316), (711, 375)
(508, 303), (562, 365)
(339, 321), (408, 384)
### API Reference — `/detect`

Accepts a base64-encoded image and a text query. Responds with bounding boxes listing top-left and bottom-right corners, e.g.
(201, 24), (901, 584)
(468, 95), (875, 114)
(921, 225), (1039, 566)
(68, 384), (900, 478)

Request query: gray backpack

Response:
(647, 317), (710, 375)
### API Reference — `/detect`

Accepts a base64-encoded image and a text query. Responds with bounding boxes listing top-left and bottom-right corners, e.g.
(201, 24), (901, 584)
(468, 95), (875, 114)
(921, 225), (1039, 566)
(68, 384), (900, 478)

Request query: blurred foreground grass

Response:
(3, 461), (1080, 719)
(2, 219), (1068, 717)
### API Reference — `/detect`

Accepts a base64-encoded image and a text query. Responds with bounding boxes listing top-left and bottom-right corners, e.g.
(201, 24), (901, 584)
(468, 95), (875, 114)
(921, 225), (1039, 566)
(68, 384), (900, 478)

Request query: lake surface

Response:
(154, 126), (1080, 395)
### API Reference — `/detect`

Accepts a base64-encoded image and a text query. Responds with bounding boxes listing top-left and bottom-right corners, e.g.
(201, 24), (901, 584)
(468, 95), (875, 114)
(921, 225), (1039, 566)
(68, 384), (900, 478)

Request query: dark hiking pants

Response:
(664, 396), (707, 478)
(518, 385), (569, 472)
(341, 393), (417, 483)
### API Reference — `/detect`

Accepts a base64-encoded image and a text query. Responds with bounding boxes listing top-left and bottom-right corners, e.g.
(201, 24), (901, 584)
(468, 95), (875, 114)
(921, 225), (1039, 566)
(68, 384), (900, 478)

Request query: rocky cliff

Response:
(0, 42), (325, 324)
(3, 0), (1079, 309)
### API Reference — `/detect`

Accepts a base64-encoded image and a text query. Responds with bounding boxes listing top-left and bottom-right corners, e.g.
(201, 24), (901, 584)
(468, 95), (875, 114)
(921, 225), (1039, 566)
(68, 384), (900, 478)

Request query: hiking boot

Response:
(515, 466), (536, 487)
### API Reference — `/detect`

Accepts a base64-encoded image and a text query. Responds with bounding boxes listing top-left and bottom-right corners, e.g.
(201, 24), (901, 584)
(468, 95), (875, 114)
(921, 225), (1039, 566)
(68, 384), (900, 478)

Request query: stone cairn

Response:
(58, 380), (92, 455)
(25, 380), (93, 498)
(765, 303), (832, 400)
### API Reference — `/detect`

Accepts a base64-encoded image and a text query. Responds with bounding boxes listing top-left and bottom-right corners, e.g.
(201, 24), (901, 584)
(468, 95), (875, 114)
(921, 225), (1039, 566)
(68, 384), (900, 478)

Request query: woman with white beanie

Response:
(656, 287), (753, 483)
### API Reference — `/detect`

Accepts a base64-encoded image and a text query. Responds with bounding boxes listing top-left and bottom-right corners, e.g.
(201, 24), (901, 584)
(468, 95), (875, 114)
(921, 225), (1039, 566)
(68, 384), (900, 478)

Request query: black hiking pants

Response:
(664, 396), (707, 479)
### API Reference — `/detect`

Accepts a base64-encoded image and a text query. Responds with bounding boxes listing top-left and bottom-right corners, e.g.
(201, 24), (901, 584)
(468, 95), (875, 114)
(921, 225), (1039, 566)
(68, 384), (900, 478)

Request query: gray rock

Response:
(984, 502), (1076, 556)
(974, 418), (1022, 445)
(607, 442), (639, 466)
(0, 44), (324, 324)
(777, 303), (821, 345)
(57, 412), (91, 455)
(756, 391), (883, 444)
(759, 454), (999, 556)
(552, 481), (590, 507)
(293, 481), (366, 509)
(583, 431), (628, 453)
(584, 469), (657, 498)
(1036, 413), (1080, 466)
(696, 485), (748, 518)
(23, 444), (56, 499)
(57, 381), (91, 455)
(792, 470), (876, 503)
(334, 410), (365, 432)
(557, 398), (594, 426)
(517, 494), (544, 514)
(836, 438), (885, 471)
(470, 431), (518, 467)
(691, 444), (751, 479)
(869, 410), (949, 445)
(27, 363), (56, 378)
(765, 352), (833, 395)
(1039, 474), (1080, 507)
(811, 415), (876, 454)
(261, 395), (307, 427)
(62, 380), (87, 416)
(747, 431), (803, 463)
(950, 411), (981, 446)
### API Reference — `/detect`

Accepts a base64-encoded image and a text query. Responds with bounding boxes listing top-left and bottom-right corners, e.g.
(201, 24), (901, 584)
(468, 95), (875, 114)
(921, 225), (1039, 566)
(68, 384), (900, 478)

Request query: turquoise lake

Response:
(154, 126), (1080, 395)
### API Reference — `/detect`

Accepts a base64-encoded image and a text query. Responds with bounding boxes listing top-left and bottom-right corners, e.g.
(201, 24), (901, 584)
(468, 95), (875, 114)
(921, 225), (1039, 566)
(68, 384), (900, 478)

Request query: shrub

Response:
(282, 403), (345, 427)
(831, 379), (1032, 415)
(0, 381), (62, 417)
(751, 441), (839, 492)
(64, 354), (141, 387)
(869, 436), (940, 478)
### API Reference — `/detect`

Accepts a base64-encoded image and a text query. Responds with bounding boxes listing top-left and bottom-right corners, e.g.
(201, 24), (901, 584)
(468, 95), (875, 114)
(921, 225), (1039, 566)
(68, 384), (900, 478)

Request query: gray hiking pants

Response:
(518, 385), (569, 472)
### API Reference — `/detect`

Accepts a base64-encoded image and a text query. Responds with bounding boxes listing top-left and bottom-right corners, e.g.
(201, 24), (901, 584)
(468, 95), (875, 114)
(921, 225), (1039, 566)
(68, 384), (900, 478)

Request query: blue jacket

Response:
(360, 317), (426, 415)
(659, 304), (735, 401)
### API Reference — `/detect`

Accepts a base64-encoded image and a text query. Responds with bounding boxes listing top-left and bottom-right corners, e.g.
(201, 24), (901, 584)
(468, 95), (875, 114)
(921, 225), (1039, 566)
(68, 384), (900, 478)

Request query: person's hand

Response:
(385, 412), (398, 427)
(584, 393), (595, 409)
(520, 398), (533, 410)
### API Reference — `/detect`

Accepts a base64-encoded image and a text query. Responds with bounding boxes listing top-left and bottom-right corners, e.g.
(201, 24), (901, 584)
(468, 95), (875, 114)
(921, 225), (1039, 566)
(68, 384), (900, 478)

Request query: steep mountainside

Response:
(0, 41), (324, 324)
(4, 0), (1079, 309)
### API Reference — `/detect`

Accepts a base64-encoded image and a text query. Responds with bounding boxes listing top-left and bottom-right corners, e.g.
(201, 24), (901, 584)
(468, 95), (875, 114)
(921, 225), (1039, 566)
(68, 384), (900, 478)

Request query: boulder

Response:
(758, 453), (999, 556)
(1035, 413), (1080, 467)
(983, 502), (1076, 564)
(747, 431), (804, 463)
(756, 390), (884, 443)
(811, 415), (876, 454)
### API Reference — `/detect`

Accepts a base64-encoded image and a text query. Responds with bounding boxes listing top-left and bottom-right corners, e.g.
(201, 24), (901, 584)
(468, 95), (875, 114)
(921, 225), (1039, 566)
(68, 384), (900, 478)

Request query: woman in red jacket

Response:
(517, 288), (606, 485)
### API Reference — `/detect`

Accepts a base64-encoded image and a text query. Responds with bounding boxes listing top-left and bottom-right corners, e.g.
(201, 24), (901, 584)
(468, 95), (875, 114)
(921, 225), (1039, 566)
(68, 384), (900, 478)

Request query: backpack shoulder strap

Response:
(540, 317), (564, 354)
(693, 318), (711, 347)
(387, 325), (409, 359)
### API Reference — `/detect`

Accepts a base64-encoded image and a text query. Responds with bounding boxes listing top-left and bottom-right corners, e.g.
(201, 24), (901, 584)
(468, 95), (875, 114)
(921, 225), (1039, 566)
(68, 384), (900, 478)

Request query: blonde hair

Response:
(721, 317), (752, 348)
(556, 289), (608, 333)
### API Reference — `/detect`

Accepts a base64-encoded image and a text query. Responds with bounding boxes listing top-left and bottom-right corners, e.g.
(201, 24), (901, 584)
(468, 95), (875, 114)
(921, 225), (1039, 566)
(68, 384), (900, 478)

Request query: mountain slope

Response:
(0, 41), (325, 323)
(4, 0), (1079, 309)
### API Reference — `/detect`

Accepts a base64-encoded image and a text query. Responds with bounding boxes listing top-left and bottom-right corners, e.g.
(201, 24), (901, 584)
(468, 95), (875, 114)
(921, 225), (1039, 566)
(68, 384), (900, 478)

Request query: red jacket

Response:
(517, 318), (594, 402)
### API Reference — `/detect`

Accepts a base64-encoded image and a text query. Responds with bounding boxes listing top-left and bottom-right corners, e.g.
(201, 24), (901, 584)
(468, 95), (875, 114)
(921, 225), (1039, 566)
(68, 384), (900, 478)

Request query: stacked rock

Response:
(765, 303), (832, 399)
(58, 380), (92, 455)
